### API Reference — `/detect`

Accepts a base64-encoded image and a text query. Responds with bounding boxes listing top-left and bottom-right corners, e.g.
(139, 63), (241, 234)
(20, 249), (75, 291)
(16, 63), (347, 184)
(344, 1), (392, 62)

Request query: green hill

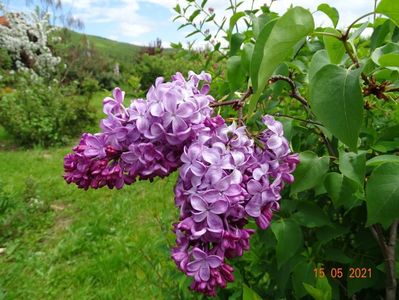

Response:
(62, 29), (143, 68)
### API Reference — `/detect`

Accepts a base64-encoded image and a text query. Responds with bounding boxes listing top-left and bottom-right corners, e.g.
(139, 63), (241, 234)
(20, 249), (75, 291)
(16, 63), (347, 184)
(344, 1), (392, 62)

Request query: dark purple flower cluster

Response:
(64, 71), (214, 189)
(172, 115), (299, 296)
(64, 71), (299, 297)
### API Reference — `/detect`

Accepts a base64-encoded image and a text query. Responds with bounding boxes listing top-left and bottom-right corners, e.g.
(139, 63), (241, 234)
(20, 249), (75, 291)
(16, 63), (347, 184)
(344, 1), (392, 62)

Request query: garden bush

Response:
(0, 75), (95, 147)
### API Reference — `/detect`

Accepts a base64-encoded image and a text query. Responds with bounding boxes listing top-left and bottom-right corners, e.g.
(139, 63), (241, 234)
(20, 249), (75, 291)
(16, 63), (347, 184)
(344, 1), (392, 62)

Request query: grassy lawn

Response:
(0, 91), (201, 300)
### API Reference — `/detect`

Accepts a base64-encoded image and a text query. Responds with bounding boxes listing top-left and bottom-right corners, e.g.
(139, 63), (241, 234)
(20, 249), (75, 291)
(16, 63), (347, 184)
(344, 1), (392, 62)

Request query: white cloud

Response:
(120, 22), (153, 37)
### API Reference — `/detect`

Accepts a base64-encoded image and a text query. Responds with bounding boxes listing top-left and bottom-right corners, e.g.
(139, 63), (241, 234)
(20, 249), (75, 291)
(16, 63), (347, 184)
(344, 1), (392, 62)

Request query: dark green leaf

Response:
(316, 224), (349, 245)
(292, 260), (316, 298)
(292, 201), (332, 228)
(200, 0), (207, 8)
(376, 0), (399, 26)
(206, 14), (215, 22)
(366, 163), (399, 228)
(271, 219), (303, 268)
(188, 9), (201, 22)
(339, 151), (366, 186)
(323, 28), (346, 64)
(229, 33), (245, 56)
(317, 3), (339, 28)
(291, 151), (329, 194)
(249, 7), (314, 114)
(370, 19), (391, 51)
(324, 248), (353, 264)
(309, 64), (363, 150)
(324, 173), (359, 209)
(227, 56), (245, 91)
(174, 4), (181, 14)
(185, 30), (200, 38)
(308, 50), (329, 83)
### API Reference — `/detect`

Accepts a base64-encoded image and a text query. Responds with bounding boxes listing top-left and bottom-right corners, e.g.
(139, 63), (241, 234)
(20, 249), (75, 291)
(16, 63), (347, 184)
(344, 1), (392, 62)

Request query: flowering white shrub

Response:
(0, 3), (60, 76)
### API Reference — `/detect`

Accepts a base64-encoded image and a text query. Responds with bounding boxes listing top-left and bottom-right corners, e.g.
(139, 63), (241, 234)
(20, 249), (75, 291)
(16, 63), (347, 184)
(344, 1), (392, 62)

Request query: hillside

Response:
(62, 29), (143, 68)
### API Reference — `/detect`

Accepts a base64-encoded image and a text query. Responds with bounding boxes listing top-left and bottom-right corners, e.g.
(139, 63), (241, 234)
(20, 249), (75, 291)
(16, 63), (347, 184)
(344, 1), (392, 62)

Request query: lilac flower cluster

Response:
(172, 115), (299, 296)
(64, 71), (299, 297)
(64, 71), (214, 189)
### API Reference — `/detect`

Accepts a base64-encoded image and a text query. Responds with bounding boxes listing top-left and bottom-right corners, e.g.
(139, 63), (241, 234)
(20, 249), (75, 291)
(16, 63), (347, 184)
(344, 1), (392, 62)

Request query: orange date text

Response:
(313, 267), (372, 279)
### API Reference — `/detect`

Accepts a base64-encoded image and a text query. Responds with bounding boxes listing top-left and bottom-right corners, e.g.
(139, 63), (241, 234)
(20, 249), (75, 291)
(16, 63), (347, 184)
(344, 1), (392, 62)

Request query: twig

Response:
(370, 221), (398, 300)
(272, 113), (322, 126)
(387, 220), (398, 300)
(268, 75), (337, 158)
(342, 12), (375, 40)
(210, 86), (253, 123)
(268, 75), (308, 108)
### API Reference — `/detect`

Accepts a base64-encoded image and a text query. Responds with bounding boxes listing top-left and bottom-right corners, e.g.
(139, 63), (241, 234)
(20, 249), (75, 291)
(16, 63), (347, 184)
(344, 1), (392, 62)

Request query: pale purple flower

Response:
(187, 248), (222, 282)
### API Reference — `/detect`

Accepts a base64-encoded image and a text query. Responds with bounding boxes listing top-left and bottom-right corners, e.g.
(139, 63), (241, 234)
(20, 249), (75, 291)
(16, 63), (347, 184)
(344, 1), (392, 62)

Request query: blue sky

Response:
(3, 0), (373, 47)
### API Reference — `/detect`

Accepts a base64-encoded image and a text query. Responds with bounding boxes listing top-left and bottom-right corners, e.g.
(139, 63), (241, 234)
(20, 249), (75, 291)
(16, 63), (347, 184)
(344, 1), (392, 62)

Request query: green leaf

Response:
(293, 260), (316, 298)
(323, 28), (346, 64)
(379, 53), (399, 67)
(376, 0), (399, 27)
(185, 30), (200, 38)
(291, 151), (329, 194)
(229, 33), (245, 56)
(188, 9), (201, 22)
(249, 7), (314, 114)
(242, 43), (255, 74)
(324, 248), (353, 264)
(349, 21), (369, 42)
(339, 151), (366, 186)
(317, 3), (339, 28)
(174, 4), (181, 14)
(250, 13), (272, 38)
(308, 50), (329, 83)
(370, 19), (391, 51)
(366, 162), (399, 228)
(303, 275), (332, 300)
(324, 173), (359, 209)
(200, 0), (208, 8)
(271, 219), (303, 268)
(292, 201), (332, 228)
(366, 155), (399, 167)
(309, 64), (363, 150)
(316, 225), (349, 245)
(227, 56), (245, 91)
(250, 18), (277, 93)
(229, 12), (246, 34)
(243, 284), (262, 300)
(371, 42), (399, 69)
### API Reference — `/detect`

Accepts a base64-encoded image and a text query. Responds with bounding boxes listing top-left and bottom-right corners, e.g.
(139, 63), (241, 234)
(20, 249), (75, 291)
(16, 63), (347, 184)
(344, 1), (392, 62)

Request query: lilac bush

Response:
(63, 71), (299, 296)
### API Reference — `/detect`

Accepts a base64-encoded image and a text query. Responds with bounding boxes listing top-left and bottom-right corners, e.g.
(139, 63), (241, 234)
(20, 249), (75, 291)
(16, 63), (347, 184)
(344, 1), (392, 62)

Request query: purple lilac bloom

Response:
(172, 115), (298, 296)
(63, 71), (299, 297)
(64, 71), (215, 189)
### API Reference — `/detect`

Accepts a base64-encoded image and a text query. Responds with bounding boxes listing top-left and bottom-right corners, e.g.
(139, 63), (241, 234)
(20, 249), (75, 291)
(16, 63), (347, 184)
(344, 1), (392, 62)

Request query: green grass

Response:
(0, 91), (205, 300)
(0, 146), (186, 299)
